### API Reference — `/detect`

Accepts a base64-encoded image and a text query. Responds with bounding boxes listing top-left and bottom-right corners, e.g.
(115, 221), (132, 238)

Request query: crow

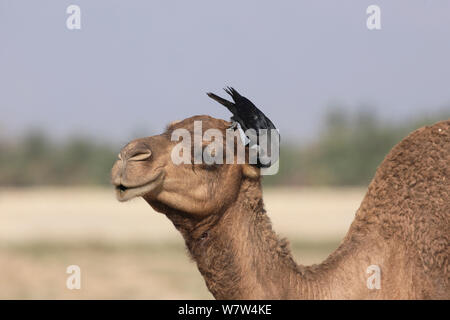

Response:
(206, 87), (280, 168)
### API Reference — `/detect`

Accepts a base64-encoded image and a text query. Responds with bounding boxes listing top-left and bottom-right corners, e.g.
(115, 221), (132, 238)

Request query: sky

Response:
(1, 0), (449, 144)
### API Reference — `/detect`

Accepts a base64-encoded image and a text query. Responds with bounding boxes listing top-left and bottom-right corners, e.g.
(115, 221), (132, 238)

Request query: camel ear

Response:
(242, 164), (260, 179)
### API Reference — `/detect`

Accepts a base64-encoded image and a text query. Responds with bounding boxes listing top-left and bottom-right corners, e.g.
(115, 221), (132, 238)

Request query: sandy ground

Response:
(0, 187), (365, 299)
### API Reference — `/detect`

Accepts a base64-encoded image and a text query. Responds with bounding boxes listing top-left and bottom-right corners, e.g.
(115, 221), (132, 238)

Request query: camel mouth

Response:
(115, 170), (164, 202)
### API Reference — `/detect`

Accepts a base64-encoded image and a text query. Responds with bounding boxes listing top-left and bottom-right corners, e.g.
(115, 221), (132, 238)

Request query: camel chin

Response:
(115, 170), (164, 202)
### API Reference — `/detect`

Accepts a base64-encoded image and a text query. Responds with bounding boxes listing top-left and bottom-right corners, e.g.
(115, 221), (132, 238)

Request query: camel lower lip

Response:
(116, 170), (163, 202)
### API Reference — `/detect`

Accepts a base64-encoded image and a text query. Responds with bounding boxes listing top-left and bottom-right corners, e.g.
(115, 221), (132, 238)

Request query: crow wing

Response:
(206, 92), (238, 116)
(224, 87), (276, 132)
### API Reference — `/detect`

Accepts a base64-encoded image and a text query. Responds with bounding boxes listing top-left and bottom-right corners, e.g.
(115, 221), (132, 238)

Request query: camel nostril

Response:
(128, 150), (152, 161)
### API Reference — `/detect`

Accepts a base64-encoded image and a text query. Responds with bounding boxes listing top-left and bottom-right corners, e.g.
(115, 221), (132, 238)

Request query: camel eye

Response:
(201, 163), (220, 171)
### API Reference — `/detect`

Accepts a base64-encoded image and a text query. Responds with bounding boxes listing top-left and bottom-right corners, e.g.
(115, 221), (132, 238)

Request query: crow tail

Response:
(224, 87), (242, 103)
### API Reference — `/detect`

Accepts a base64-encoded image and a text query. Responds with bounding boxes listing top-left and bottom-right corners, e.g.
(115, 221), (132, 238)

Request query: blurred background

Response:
(0, 0), (449, 299)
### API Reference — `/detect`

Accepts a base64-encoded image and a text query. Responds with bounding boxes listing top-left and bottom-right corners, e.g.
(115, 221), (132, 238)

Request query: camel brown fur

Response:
(111, 115), (449, 299)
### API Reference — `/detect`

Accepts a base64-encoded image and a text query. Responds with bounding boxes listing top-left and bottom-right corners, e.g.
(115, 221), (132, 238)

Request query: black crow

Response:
(206, 87), (280, 168)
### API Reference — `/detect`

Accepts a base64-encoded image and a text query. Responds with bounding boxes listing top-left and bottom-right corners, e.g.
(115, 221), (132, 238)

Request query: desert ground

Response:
(0, 187), (365, 299)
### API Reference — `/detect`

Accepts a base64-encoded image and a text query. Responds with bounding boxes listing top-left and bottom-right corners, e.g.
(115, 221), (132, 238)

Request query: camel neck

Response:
(183, 179), (332, 299)
(171, 179), (377, 299)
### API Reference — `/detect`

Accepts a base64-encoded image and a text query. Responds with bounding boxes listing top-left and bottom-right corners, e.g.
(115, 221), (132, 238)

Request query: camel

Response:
(111, 115), (449, 299)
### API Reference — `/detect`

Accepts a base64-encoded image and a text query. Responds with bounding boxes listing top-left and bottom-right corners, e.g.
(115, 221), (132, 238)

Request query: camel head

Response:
(111, 115), (261, 219)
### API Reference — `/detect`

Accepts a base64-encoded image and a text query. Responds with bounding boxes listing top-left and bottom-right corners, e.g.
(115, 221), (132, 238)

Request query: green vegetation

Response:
(0, 131), (116, 186)
(264, 109), (449, 186)
(0, 110), (448, 186)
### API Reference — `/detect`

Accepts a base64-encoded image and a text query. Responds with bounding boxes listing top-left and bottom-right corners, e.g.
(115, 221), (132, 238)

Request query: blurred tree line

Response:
(0, 109), (448, 187)
(264, 109), (449, 186)
(0, 132), (116, 186)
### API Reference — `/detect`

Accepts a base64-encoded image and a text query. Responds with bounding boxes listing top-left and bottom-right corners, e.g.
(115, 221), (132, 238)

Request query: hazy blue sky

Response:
(1, 0), (449, 143)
